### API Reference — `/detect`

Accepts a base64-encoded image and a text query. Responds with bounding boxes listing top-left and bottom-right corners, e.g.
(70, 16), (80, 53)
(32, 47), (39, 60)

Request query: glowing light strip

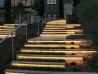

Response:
(11, 63), (65, 68)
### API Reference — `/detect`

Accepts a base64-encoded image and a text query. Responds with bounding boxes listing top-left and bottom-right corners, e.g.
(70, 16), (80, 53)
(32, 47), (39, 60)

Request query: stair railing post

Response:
(45, 13), (46, 23)
(38, 22), (39, 36)
(26, 22), (28, 42)
(12, 32), (14, 61)
(42, 18), (43, 30)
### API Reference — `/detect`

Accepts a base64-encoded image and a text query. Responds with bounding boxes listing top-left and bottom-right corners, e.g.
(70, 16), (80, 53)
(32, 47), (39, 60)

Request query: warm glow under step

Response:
(28, 39), (87, 44)
(17, 54), (83, 60)
(5, 69), (66, 74)
(42, 32), (75, 34)
(5, 69), (98, 74)
(24, 44), (80, 49)
(21, 48), (95, 53)
(40, 34), (83, 37)
(11, 61), (65, 68)
(44, 28), (66, 30)
(0, 35), (15, 38)
(43, 29), (83, 32)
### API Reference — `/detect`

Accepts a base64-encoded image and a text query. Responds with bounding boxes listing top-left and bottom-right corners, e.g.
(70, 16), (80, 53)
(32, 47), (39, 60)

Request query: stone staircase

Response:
(0, 24), (16, 39)
(5, 20), (96, 74)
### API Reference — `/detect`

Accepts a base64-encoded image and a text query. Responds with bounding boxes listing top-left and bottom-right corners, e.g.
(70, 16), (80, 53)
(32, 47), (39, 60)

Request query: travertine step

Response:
(40, 34), (83, 37)
(0, 29), (14, 31)
(28, 39), (87, 44)
(11, 61), (65, 68)
(29, 37), (67, 40)
(4, 24), (26, 27)
(44, 28), (66, 30)
(21, 48), (95, 53)
(24, 43), (80, 49)
(5, 69), (98, 74)
(42, 32), (75, 34)
(0, 35), (15, 38)
(20, 48), (96, 57)
(43, 29), (83, 32)
(17, 54), (83, 64)
(0, 27), (15, 29)
(0, 30), (13, 33)
(0, 32), (15, 35)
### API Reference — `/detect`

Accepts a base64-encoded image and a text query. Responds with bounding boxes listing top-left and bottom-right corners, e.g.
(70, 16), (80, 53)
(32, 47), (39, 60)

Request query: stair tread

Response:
(11, 61), (65, 64)
(5, 69), (98, 74)
(21, 48), (95, 51)
(5, 69), (67, 73)
(17, 54), (83, 57)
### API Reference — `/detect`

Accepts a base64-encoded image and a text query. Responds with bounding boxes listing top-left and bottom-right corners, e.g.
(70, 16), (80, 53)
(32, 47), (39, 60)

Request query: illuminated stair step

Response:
(17, 54), (83, 61)
(29, 37), (66, 40)
(43, 30), (67, 32)
(0, 26), (6, 28)
(21, 48), (95, 53)
(45, 25), (66, 28)
(0, 30), (13, 32)
(0, 32), (15, 35)
(46, 24), (80, 26)
(40, 34), (83, 37)
(0, 29), (14, 31)
(44, 28), (66, 30)
(28, 39), (87, 44)
(65, 30), (83, 32)
(43, 29), (83, 32)
(0, 27), (15, 29)
(24, 44), (80, 49)
(47, 21), (66, 23)
(4, 24), (22, 26)
(11, 61), (65, 68)
(5, 69), (67, 74)
(46, 23), (66, 25)
(5, 69), (98, 74)
(42, 32), (75, 34)
(0, 35), (15, 38)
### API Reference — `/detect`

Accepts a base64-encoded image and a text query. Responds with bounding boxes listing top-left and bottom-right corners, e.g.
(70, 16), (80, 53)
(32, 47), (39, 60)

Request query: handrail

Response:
(37, 13), (46, 36)
(0, 21), (27, 61)
(0, 21), (27, 43)
(38, 13), (46, 23)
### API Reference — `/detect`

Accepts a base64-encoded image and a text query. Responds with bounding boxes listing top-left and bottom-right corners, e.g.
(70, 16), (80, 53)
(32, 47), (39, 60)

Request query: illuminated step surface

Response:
(0, 27), (15, 29)
(0, 32), (15, 35)
(44, 28), (66, 30)
(21, 48), (95, 53)
(0, 35), (15, 38)
(43, 30), (67, 32)
(11, 61), (65, 68)
(43, 29), (83, 32)
(42, 32), (75, 34)
(0, 30), (13, 33)
(29, 37), (67, 40)
(5, 69), (98, 74)
(17, 54), (83, 61)
(40, 34), (83, 37)
(24, 43), (80, 49)
(28, 39), (87, 44)
(4, 24), (26, 27)
(0, 29), (14, 31)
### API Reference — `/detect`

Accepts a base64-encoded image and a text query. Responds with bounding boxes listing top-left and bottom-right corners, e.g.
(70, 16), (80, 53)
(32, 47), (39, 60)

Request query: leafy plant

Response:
(12, 2), (25, 18)
(31, 0), (40, 10)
